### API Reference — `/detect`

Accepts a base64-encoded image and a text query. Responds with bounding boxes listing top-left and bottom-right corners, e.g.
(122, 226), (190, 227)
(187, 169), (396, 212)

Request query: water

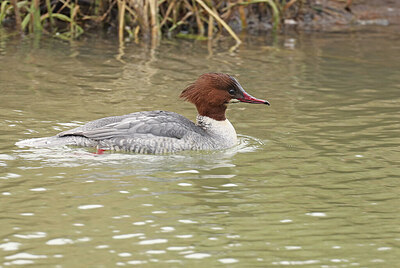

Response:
(1, 28), (400, 266)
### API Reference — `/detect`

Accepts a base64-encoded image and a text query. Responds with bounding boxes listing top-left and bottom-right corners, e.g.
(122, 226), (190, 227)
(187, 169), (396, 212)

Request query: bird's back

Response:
(17, 111), (216, 153)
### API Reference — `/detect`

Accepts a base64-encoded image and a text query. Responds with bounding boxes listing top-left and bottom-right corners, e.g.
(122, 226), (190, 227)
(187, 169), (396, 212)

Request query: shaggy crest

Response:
(180, 73), (239, 121)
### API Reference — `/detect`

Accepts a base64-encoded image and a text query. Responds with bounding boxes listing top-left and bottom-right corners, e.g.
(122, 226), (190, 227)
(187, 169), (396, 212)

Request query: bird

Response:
(16, 73), (270, 154)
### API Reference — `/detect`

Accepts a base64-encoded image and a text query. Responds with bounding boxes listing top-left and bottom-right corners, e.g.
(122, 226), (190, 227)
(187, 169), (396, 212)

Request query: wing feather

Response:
(58, 111), (203, 141)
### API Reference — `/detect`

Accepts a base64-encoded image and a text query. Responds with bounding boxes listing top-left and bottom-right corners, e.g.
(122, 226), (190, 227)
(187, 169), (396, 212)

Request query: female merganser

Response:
(17, 73), (269, 154)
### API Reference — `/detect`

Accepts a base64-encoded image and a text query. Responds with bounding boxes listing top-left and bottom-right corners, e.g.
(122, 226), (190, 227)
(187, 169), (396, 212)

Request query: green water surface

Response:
(0, 28), (399, 267)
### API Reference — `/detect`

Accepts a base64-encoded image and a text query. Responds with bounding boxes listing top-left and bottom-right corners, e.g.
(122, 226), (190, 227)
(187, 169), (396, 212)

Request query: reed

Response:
(0, 1), (11, 25)
(45, 0), (55, 31)
(10, 0), (22, 32)
(117, 0), (126, 43)
(0, 0), (303, 43)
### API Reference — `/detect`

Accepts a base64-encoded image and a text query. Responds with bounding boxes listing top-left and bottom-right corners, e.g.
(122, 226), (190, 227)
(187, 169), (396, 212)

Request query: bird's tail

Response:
(15, 136), (71, 148)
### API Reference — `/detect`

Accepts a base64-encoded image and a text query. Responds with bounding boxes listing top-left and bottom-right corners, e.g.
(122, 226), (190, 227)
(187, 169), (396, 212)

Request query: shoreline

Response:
(0, 0), (398, 43)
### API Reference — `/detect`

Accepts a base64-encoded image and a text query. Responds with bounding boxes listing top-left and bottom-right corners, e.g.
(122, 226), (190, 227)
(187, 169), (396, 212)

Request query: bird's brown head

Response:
(180, 73), (269, 121)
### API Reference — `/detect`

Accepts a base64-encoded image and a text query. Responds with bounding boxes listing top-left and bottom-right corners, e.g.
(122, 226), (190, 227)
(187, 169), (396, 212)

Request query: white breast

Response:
(196, 115), (238, 148)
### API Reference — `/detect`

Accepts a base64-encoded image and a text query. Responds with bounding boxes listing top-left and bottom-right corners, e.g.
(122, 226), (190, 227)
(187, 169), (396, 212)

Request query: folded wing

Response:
(58, 110), (202, 141)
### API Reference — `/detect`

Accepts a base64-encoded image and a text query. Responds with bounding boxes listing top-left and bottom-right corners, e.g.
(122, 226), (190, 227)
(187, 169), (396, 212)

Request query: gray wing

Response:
(58, 111), (203, 141)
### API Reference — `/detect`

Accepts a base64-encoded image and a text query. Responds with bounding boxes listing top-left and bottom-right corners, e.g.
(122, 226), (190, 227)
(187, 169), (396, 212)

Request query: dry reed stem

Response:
(118, 0), (126, 43)
(159, 0), (175, 28)
(131, 0), (150, 39)
(149, 0), (158, 40)
(283, 0), (298, 12)
(58, 0), (71, 15)
(195, 0), (241, 44)
(193, 2), (205, 36)
(208, 13), (214, 40)
(238, 0), (247, 27)
(124, 4), (137, 20)
(98, 0), (117, 22)
(169, 11), (193, 32)
(10, 0), (22, 32)
(70, 3), (79, 38)
(142, 0), (150, 39)
(134, 25), (140, 43)
(212, 6), (222, 33)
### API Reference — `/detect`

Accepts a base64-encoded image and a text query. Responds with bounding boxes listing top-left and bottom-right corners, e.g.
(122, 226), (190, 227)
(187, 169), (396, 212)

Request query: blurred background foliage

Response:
(0, 0), (320, 43)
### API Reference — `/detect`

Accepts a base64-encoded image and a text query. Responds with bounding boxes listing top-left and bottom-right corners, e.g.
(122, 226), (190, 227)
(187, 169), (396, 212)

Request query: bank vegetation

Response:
(0, 0), (351, 43)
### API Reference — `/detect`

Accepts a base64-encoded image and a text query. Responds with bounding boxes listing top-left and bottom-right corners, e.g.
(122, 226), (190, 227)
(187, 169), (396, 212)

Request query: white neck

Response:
(196, 115), (237, 147)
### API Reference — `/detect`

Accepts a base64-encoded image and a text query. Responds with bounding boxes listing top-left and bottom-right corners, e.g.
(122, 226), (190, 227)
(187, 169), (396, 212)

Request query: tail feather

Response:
(16, 135), (99, 148)
(16, 136), (75, 148)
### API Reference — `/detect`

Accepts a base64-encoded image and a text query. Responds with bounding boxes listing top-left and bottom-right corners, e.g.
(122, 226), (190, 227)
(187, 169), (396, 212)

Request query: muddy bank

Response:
(300, 0), (399, 31)
(240, 0), (400, 34)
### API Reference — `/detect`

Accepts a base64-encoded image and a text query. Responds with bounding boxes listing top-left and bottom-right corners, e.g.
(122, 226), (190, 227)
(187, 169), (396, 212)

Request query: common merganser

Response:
(16, 73), (269, 154)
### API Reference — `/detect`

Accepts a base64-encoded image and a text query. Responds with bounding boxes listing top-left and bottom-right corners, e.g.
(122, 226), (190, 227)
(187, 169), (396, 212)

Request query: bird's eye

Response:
(228, 89), (235, 95)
